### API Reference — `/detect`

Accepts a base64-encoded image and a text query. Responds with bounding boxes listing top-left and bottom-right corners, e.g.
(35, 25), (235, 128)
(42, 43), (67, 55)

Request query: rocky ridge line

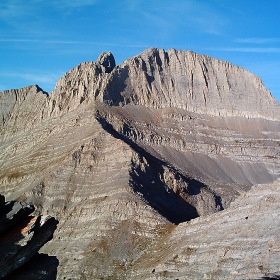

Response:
(0, 48), (279, 279)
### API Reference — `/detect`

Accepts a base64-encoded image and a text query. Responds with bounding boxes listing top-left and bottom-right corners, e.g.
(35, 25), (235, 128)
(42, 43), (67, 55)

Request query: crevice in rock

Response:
(214, 195), (224, 211)
(259, 276), (280, 280)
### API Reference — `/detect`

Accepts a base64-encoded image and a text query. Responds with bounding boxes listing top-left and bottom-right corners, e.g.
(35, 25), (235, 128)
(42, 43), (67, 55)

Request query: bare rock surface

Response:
(0, 48), (279, 279)
(103, 48), (279, 120)
(0, 85), (48, 140)
(131, 179), (280, 280)
(0, 195), (58, 279)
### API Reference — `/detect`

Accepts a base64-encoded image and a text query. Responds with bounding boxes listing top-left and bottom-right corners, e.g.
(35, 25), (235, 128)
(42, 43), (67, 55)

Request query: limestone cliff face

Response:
(104, 48), (279, 120)
(0, 48), (280, 279)
(44, 52), (115, 117)
(0, 85), (48, 138)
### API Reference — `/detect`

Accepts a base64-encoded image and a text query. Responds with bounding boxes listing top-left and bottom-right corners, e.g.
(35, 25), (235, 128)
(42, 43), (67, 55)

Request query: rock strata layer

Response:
(0, 48), (279, 279)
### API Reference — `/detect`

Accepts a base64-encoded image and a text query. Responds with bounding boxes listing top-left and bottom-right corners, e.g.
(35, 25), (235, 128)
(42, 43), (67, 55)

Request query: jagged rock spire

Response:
(97, 52), (116, 73)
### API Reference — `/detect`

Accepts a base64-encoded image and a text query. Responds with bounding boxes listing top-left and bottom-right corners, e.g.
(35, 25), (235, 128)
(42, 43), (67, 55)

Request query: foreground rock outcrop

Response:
(0, 194), (58, 279)
(0, 48), (279, 279)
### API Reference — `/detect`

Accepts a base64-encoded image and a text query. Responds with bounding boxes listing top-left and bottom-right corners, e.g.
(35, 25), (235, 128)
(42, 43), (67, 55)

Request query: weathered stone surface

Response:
(97, 51), (116, 73)
(131, 179), (280, 280)
(0, 195), (58, 279)
(43, 52), (115, 118)
(0, 48), (279, 279)
(0, 85), (48, 140)
(104, 48), (279, 120)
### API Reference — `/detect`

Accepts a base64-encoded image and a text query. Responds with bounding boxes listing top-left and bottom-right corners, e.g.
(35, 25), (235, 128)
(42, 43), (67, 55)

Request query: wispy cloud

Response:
(0, 0), (98, 18)
(234, 38), (280, 44)
(123, 0), (229, 36)
(0, 71), (64, 92)
(208, 47), (280, 53)
(0, 71), (63, 88)
(0, 0), (98, 35)
(0, 1), (58, 39)
(0, 38), (149, 48)
(180, 1), (229, 35)
(0, 1), (44, 21)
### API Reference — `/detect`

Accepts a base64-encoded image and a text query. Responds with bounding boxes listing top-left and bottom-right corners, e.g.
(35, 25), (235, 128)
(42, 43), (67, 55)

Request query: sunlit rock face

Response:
(103, 48), (279, 120)
(0, 48), (279, 279)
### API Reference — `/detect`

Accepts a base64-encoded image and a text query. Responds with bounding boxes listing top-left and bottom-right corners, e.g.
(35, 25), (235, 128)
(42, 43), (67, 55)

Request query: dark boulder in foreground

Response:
(0, 194), (58, 279)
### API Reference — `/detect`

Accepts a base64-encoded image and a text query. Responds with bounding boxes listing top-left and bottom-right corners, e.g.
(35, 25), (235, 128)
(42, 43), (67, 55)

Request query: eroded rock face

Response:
(0, 85), (48, 137)
(0, 48), (279, 279)
(44, 51), (116, 118)
(0, 195), (58, 279)
(132, 179), (280, 280)
(103, 48), (279, 120)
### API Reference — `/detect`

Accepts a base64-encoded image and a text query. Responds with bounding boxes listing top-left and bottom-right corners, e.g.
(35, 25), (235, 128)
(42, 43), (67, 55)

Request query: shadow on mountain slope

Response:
(129, 153), (199, 224)
(96, 111), (224, 224)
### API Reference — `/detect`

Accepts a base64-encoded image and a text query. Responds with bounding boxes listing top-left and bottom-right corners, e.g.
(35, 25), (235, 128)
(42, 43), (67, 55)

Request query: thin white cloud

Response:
(208, 47), (280, 53)
(0, 1), (58, 39)
(0, 0), (98, 26)
(234, 38), (280, 44)
(0, 38), (43, 43)
(0, 70), (66, 92)
(123, 0), (229, 36)
(178, 1), (229, 35)
(0, 71), (62, 85)
(0, 38), (149, 49)
(0, 2), (28, 20)
(141, 11), (171, 30)
(0, 0), (98, 16)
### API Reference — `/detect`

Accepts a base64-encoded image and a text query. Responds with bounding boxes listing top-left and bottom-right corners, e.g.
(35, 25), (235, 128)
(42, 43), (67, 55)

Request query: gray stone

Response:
(97, 52), (116, 73)
(0, 48), (279, 279)
(0, 195), (58, 279)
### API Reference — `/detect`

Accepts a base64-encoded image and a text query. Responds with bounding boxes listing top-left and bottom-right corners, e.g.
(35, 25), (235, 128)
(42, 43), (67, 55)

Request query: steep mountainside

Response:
(0, 48), (279, 279)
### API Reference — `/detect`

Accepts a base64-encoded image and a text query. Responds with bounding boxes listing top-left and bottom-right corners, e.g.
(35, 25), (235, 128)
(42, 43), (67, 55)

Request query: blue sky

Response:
(0, 0), (279, 102)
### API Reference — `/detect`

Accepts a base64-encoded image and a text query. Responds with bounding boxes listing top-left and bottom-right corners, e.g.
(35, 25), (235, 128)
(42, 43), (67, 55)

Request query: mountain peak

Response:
(1, 48), (280, 279)
(111, 48), (280, 120)
(97, 51), (116, 73)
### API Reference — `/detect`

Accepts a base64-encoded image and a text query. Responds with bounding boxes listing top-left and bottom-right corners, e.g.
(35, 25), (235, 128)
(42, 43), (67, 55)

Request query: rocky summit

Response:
(0, 48), (280, 279)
